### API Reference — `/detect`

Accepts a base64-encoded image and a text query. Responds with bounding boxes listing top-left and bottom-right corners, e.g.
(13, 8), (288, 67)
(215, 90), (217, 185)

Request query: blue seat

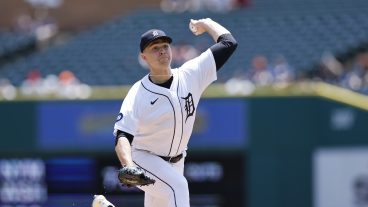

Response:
(1, 0), (368, 86)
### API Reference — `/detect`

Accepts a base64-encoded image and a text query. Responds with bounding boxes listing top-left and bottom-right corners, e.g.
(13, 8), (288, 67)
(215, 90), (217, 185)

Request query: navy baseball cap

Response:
(140, 29), (172, 52)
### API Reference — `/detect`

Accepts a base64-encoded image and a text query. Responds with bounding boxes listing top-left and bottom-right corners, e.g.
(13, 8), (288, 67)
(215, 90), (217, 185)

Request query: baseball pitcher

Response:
(114, 18), (237, 207)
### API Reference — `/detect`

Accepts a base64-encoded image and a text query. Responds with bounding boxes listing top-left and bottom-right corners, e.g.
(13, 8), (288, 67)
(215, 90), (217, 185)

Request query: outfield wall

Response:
(0, 95), (368, 207)
(0, 98), (247, 207)
(248, 97), (368, 207)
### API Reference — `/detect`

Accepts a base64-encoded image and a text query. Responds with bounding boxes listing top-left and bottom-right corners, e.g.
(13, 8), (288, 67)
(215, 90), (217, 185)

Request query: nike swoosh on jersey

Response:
(150, 98), (159, 105)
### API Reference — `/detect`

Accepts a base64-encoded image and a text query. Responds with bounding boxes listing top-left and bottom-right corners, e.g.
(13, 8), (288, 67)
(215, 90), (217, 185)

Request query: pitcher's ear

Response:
(140, 53), (146, 60)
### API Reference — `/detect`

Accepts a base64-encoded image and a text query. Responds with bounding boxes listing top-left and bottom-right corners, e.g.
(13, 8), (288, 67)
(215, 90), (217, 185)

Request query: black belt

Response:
(159, 153), (183, 163)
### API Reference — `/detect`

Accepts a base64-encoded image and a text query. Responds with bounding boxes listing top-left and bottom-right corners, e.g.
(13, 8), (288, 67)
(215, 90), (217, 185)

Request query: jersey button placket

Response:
(170, 91), (182, 156)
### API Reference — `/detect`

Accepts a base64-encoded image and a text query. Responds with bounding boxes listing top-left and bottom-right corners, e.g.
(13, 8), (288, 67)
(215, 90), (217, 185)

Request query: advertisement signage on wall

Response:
(0, 154), (244, 207)
(37, 99), (247, 151)
(314, 148), (368, 207)
(37, 101), (121, 151)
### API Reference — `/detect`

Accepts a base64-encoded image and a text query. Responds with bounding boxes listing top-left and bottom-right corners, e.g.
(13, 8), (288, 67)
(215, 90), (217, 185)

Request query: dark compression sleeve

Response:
(210, 33), (238, 71)
(115, 130), (134, 146)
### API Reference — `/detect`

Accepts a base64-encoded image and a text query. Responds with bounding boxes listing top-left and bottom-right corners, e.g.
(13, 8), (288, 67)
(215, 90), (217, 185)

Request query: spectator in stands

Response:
(271, 55), (295, 84)
(15, 14), (36, 33)
(200, 0), (235, 12)
(356, 52), (368, 94)
(20, 69), (91, 99)
(339, 52), (368, 93)
(171, 42), (199, 67)
(57, 70), (91, 99)
(15, 0), (60, 48)
(225, 54), (295, 95)
(311, 51), (368, 95)
(15, 12), (58, 38)
(247, 55), (274, 86)
(20, 69), (44, 96)
(233, 0), (250, 8)
(160, 0), (244, 13)
(58, 70), (78, 86)
(160, 0), (191, 13)
(0, 78), (17, 100)
(140, 42), (200, 69)
(315, 52), (344, 85)
(57, 70), (80, 98)
(225, 69), (255, 95)
(42, 73), (59, 95)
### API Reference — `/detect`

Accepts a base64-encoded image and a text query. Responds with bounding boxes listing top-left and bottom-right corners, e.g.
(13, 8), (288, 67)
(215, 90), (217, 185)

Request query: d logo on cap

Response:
(140, 29), (173, 52)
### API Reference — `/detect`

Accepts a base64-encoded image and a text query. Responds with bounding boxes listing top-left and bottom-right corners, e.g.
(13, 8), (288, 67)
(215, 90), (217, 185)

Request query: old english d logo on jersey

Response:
(181, 92), (195, 122)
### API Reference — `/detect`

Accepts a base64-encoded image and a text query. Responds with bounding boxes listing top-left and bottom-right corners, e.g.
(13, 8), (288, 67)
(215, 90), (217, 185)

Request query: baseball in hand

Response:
(189, 18), (208, 35)
(189, 20), (198, 34)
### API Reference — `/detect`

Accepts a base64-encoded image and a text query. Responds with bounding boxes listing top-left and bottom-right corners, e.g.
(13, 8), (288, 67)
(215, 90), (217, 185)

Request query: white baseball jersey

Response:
(114, 49), (216, 157)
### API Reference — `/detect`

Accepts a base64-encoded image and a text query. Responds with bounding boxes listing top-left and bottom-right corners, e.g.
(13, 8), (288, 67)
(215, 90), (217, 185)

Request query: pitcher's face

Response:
(141, 39), (172, 69)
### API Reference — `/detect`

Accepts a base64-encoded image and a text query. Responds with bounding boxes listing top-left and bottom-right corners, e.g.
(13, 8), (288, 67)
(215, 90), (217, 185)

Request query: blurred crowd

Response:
(138, 42), (200, 69)
(1, 0), (368, 100)
(0, 79), (17, 100)
(138, 40), (368, 97)
(160, 0), (249, 13)
(14, 0), (61, 49)
(0, 69), (91, 100)
(224, 50), (368, 96)
(20, 69), (91, 99)
(2, 46), (368, 100)
(225, 54), (295, 95)
(315, 51), (368, 94)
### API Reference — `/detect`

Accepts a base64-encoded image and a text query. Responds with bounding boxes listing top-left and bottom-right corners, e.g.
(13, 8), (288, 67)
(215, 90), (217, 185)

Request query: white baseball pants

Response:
(132, 149), (189, 207)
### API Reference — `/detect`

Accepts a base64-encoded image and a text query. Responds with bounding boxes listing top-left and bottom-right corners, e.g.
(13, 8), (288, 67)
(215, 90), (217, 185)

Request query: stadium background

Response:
(1, 0), (368, 207)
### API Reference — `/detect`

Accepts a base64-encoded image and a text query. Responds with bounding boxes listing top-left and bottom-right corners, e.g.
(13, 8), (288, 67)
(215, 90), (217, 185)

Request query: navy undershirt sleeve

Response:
(210, 33), (238, 71)
(115, 130), (134, 146)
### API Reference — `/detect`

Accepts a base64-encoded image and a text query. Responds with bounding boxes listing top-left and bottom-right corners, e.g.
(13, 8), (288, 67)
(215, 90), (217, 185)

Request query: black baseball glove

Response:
(118, 166), (156, 187)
